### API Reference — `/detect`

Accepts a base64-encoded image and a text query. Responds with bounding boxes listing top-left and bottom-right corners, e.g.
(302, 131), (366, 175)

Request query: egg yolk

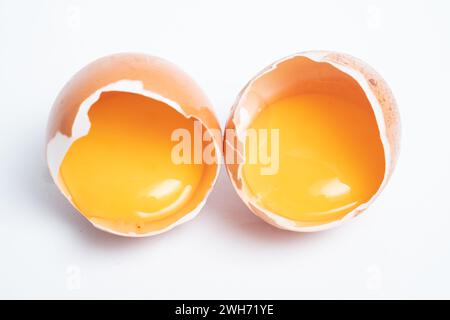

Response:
(59, 91), (210, 228)
(241, 93), (385, 224)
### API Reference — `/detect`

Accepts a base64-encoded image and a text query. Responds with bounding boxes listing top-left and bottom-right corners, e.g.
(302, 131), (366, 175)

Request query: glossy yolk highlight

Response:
(59, 91), (208, 226)
(242, 93), (385, 224)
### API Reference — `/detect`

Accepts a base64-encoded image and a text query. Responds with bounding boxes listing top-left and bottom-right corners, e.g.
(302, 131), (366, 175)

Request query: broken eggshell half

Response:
(46, 53), (222, 237)
(224, 51), (401, 232)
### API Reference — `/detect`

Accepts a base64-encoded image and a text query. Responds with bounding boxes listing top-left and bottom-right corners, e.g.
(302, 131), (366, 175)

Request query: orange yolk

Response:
(242, 93), (385, 224)
(59, 91), (210, 227)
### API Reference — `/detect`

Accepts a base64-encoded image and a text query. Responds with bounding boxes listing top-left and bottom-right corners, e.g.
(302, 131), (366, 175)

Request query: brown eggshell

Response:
(224, 50), (400, 232)
(46, 53), (222, 237)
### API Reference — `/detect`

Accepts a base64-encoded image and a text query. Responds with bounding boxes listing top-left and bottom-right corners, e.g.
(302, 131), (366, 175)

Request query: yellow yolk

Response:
(242, 93), (385, 223)
(59, 91), (208, 225)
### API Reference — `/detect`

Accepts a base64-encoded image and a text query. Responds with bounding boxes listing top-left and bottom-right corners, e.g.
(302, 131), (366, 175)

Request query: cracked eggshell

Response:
(46, 53), (222, 237)
(224, 50), (400, 232)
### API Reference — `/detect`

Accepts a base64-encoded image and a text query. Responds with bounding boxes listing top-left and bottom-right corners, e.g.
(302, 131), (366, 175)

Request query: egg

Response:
(47, 53), (222, 237)
(224, 51), (400, 232)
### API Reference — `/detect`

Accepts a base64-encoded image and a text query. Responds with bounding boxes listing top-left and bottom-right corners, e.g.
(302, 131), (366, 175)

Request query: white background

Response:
(0, 0), (449, 299)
